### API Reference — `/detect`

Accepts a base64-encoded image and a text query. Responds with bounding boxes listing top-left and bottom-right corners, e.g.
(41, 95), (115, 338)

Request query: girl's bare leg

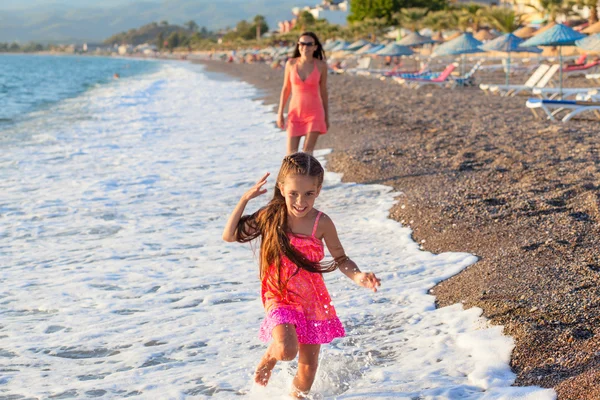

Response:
(291, 344), (321, 398)
(302, 132), (320, 155)
(255, 324), (298, 386)
(287, 136), (302, 155)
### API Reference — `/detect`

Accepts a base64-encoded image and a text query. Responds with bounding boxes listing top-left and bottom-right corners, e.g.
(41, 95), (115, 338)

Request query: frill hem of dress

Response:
(258, 307), (345, 344)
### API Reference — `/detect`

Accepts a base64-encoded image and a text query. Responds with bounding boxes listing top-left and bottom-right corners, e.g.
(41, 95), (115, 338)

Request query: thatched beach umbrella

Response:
(433, 32), (484, 78)
(481, 33), (542, 86)
(397, 31), (436, 47)
(354, 43), (378, 54)
(444, 32), (462, 42)
(532, 21), (556, 36)
(345, 39), (372, 52)
(583, 21), (600, 34)
(432, 32), (444, 42)
(374, 43), (414, 57)
(514, 26), (537, 39)
(363, 44), (386, 54)
(576, 33), (600, 52)
(474, 30), (498, 42)
(520, 23), (586, 99)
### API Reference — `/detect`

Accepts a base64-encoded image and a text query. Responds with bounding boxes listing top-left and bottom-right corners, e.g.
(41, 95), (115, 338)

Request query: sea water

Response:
(0, 55), (556, 399)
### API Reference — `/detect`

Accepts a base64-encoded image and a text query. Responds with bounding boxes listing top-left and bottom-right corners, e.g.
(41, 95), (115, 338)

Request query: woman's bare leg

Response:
(287, 136), (302, 155)
(302, 132), (320, 155)
(255, 324), (299, 386)
(291, 344), (321, 398)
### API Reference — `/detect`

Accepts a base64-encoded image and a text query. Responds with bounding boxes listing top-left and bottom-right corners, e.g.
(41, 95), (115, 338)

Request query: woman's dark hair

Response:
(292, 31), (326, 60)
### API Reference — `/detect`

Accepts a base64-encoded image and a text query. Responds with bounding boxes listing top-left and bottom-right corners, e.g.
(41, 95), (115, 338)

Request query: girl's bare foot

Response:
(254, 355), (277, 386)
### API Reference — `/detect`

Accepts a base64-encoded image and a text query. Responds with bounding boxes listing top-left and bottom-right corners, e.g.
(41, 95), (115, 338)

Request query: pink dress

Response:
(286, 60), (328, 137)
(258, 212), (345, 344)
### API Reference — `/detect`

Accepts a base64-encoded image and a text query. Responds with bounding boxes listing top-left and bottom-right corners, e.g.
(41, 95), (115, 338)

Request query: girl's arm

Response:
(276, 61), (293, 129)
(222, 173), (269, 242)
(319, 60), (329, 130)
(320, 214), (381, 292)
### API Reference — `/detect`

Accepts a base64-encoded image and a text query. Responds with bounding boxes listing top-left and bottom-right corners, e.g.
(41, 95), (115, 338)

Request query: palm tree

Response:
(484, 8), (523, 33)
(254, 15), (266, 40)
(457, 3), (487, 32)
(393, 8), (429, 32)
(528, 0), (574, 22)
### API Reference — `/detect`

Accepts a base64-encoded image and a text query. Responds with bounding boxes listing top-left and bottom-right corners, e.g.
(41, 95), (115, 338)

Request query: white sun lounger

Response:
(527, 98), (600, 122)
(479, 64), (550, 94)
(532, 87), (600, 100)
(586, 73), (600, 84)
(490, 64), (559, 97)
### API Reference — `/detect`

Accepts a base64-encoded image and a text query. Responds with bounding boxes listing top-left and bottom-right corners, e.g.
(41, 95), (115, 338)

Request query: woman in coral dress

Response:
(277, 32), (329, 155)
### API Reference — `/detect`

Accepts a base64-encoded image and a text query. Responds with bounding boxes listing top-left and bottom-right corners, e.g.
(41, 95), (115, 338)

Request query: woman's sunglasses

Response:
(298, 41), (315, 47)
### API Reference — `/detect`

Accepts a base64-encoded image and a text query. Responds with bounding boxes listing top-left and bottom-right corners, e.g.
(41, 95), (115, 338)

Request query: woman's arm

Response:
(320, 214), (381, 292)
(277, 60), (293, 129)
(222, 173), (269, 242)
(319, 60), (329, 130)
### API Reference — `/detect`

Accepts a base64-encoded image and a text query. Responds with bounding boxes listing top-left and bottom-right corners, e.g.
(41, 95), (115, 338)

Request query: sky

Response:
(0, 0), (315, 42)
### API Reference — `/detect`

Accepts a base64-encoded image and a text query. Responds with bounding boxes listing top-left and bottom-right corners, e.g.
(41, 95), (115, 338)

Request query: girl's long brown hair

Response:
(236, 153), (337, 290)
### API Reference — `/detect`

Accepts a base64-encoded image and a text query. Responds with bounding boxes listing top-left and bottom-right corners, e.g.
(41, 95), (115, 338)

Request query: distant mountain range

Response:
(0, 0), (315, 43)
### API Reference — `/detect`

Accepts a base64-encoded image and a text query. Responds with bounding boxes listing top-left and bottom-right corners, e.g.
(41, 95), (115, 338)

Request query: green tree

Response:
(167, 32), (180, 50)
(160, 20), (169, 26)
(185, 20), (199, 32)
(157, 31), (165, 49)
(393, 7), (428, 31)
(349, 0), (447, 23)
(457, 3), (486, 31)
(483, 7), (522, 33)
(253, 15), (268, 39)
(296, 10), (317, 30)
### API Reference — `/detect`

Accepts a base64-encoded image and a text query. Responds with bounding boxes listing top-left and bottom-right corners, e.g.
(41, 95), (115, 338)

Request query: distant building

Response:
(117, 44), (133, 55)
(291, 0), (349, 27)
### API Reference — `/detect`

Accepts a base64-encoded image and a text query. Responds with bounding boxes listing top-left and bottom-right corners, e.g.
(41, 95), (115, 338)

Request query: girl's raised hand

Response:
(354, 272), (381, 292)
(242, 173), (270, 201)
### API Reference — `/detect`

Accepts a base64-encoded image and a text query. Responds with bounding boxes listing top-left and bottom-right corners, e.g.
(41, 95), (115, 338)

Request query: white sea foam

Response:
(0, 61), (555, 399)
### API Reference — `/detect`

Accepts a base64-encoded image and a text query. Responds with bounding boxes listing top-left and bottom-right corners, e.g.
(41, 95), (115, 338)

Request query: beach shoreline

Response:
(195, 59), (600, 399)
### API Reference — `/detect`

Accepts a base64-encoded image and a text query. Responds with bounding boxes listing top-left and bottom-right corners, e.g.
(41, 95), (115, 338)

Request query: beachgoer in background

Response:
(276, 32), (329, 155)
(222, 153), (380, 398)
(113, 73), (120, 79)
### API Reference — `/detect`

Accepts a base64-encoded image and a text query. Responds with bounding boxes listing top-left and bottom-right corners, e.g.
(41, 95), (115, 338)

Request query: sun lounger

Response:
(451, 61), (483, 88)
(395, 63), (457, 89)
(490, 64), (559, 97)
(527, 98), (600, 122)
(563, 60), (600, 78)
(586, 73), (600, 84)
(479, 64), (550, 94)
(532, 87), (599, 100)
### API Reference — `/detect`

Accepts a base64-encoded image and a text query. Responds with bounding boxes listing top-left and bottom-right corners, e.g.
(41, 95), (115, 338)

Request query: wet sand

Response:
(196, 59), (600, 399)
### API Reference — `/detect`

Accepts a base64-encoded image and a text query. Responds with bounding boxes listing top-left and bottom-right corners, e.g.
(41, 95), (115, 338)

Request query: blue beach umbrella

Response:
(364, 44), (386, 54)
(520, 23), (586, 98)
(323, 40), (341, 51)
(344, 39), (372, 52)
(576, 33), (600, 52)
(397, 31), (436, 47)
(481, 33), (542, 86)
(330, 41), (351, 52)
(374, 43), (414, 57)
(433, 32), (483, 78)
(354, 43), (379, 54)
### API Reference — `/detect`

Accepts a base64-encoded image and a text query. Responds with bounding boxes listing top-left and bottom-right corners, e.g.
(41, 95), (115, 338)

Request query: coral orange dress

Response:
(258, 212), (345, 344)
(286, 60), (328, 138)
